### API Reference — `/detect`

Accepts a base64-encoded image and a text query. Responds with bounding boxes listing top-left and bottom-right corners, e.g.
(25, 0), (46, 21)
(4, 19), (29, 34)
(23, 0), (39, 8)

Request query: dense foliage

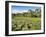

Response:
(12, 8), (41, 31)
(12, 8), (41, 17)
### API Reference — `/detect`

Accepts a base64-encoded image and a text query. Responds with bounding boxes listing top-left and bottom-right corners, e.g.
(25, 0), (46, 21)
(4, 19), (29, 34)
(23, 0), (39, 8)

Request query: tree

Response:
(35, 8), (41, 17)
(28, 9), (34, 17)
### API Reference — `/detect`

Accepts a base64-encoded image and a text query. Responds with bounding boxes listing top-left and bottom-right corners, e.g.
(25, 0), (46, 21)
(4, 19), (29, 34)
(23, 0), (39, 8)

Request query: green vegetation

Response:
(12, 8), (41, 31)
